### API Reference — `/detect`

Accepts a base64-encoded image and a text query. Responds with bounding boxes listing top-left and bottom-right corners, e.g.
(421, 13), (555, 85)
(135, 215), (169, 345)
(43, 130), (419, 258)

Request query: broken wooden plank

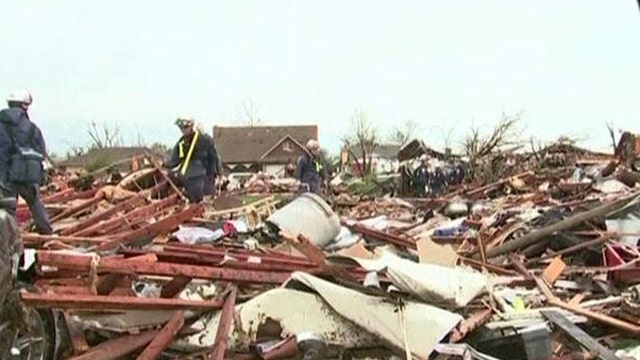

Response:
(50, 196), (103, 224)
(161, 276), (192, 298)
(66, 330), (159, 360)
(60, 195), (147, 236)
(136, 311), (185, 360)
(64, 311), (90, 355)
(37, 251), (291, 284)
(345, 222), (417, 249)
(568, 293), (588, 307)
(534, 277), (640, 335)
(210, 286), (238, 360)
(74, 194), (180, 237)
(541, 310), (621, 360)
(542, 257), (567, 285)
(22, 234), (109, 245)
(292, 234), (326, 265)
(94, 204), (202, 251)
(450, 308), (493, 343)
(487, 193), (640, 258)
(526, 234), (614, 266)
(21, 291), (223, 310)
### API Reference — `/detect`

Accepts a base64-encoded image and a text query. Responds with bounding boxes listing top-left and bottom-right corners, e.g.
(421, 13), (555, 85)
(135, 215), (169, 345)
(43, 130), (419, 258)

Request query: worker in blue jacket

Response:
(413, 154), (430, 197)
(296, 139), (327, 194)
(164, 117), (219, 203)
(0, 90), (52, 234)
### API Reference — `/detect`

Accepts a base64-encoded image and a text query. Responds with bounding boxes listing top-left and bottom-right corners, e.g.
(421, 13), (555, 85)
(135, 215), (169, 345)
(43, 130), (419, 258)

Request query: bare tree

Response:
(343, 108), (379, 176)
(388, 119), (419, 146)
(87, 121), (123, 149)
(236, 98), (262, 126)
(463, 111), (523, 180)
(606, 121), (618, 152)
(436, 125), (456, 151)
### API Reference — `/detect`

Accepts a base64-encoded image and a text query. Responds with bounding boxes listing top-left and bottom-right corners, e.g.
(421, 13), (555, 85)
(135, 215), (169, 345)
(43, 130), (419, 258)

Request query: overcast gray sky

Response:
(1, 1), (639, 157)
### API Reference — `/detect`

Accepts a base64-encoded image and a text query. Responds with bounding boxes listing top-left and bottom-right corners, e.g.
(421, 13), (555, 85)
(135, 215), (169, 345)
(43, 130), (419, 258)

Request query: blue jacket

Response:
(414, 165), (429, 185)
(165, 131), (219, 179)
(296, 153), (326, 185)
(0, 107), (47, 183)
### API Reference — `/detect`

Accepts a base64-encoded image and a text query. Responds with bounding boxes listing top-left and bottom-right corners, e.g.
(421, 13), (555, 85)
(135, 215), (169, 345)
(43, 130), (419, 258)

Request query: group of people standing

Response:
(412, 154), (466, 197)
(0, 89), (328, 238)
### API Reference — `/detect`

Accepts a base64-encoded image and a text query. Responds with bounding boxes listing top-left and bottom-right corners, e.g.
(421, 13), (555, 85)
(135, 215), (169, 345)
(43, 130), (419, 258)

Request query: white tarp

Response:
(286, 272), (463, 359)
(333, 249), (491, 307)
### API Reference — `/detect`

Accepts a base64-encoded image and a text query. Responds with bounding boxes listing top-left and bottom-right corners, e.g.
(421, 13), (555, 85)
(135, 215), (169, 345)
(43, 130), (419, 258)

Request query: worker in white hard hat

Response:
(163, 116), (220, 203)
(413, 154), (430, 197)
(296, 139), (326, 194)
(0, 89), (52, 234)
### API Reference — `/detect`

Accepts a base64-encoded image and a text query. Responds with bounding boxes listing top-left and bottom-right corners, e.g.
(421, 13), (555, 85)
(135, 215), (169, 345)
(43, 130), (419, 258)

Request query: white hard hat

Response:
(175, 116), (195, 127)
(6, 89), (33, 105)
(419, 154), (429, 162)
(306, 139), (319, 150)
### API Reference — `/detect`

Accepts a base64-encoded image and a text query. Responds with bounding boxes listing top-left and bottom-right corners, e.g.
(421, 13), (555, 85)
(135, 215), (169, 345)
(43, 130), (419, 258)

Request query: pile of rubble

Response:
(12, 155), (640, 360)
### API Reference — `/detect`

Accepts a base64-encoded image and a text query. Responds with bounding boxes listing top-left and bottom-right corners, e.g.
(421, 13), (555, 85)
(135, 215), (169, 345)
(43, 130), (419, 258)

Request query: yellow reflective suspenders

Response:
(179, 130), (200, 176)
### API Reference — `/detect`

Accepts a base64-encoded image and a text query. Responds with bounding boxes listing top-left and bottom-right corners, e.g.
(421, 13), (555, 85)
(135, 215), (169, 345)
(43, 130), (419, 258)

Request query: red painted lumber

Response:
(347, 223), (417, 249)
(21, 291), (223, 310)
(64, 311), (90, 355)
(210, 286), (237, 360)
(50, 196), (103, 224)
(22, 234), (108, 244)
(122, 249), (316, 273)
(66, 330), (160, 360)
(94, 204), (201, 251)
(61, 195), (147, 235)
(136, 311), (185, 360)
(37, 251), (291, 284)
(74, 194), (180, 237)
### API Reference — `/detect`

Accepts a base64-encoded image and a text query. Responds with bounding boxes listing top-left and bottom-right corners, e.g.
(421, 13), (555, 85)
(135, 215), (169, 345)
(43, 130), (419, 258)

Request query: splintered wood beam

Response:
(93, 204), (202, 251)
(450, 308), (493, 343)
(541, 310), (620, 360)
(60, 195), (147, 236)
(65, 330), (160, 360)
(63, 311), (90, 355)
(136, 311), (185, 360)
(74, 194), (180, 237)
(22, 234), (109, 245)
(96, 274), (127, 295)
(21, 291), (223, 311)
(50, 196), (103, 224)
(161, 276), (192, 298)
(210, 286), (238, 360)
(37, 251), (291, 284)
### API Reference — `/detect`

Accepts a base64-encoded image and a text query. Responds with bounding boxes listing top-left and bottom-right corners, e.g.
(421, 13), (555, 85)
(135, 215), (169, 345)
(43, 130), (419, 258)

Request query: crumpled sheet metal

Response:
(333, 250), (490, 307)
(173, 288), (380, 352)
(285, 272), (463, 359)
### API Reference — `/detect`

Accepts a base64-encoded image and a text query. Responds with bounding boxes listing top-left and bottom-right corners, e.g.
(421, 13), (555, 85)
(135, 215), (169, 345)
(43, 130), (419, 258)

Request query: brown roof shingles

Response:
(213, 125), (317, 163)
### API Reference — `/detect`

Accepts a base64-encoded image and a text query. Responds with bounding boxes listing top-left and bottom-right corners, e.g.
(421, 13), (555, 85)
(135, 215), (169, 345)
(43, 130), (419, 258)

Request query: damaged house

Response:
(213, 125), (318, 175)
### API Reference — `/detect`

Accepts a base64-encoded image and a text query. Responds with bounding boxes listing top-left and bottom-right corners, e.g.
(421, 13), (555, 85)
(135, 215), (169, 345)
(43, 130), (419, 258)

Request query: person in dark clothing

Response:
(164, 117), (220, 203)
(285, 159), (296, 178)
(0, 90), (52, 234)
(455, 161), (466, 185)
(430, 166), (447, 197)
(296, 139), (327, 194)
(413, 154), (430, 197)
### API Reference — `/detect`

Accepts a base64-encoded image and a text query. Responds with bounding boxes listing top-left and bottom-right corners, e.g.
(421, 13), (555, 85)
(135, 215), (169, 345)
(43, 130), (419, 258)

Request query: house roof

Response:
(59, 147), (155, 168)
(213, 125), (318, 163)
(348, 143), (401, 159)
(398, 140), (445, 162)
